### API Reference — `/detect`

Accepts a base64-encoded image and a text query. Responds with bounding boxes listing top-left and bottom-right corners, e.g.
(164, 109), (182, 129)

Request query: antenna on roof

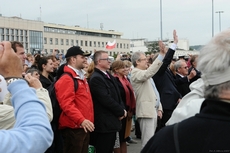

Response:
(39, 6), (42, 21)
(87, 14), (89, 28)
(100, 23), (103, 30)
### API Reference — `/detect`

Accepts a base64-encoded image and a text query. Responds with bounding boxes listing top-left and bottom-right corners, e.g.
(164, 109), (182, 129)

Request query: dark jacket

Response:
(153, 48), (181, 110)
(188, 66), (201, 84)
(175, 74), (190, 97)
(39, 74), (54, 89)
(89, 68), (125, 133)
(142, 99), (230, 153)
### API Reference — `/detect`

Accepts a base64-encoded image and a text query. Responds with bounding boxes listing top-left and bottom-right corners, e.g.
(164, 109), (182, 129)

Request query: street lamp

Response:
(216, 11), (224, 32)
(160, 0), (163, 40)
(212, 0), (214, 37)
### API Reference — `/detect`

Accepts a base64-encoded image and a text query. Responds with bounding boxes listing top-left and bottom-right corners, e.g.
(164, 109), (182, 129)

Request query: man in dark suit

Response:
(88, 50), (127, 153)
(174, 59), (196, 97)
(153, 31), (181, 129)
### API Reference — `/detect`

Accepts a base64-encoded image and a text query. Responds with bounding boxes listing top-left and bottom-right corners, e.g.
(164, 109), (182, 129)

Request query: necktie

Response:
(105, 73), (110, 79)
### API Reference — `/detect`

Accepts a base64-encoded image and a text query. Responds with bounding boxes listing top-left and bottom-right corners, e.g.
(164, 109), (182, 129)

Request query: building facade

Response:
(0, 15), (130, 56)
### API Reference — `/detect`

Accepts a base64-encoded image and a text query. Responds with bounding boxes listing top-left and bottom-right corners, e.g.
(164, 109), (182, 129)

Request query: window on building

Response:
(15, 29), (18, 35)
(20, 30), (23, 35)
(102, 42), (104, 47)
(76, 40), (78, 46)
(127, 44), (129, 49)
(94, 41), (96, 47)
(120, 44), (122, 48)
(98, 42), (100, 47)
(16, 36), (19, 41)
(81, 40), (83, 46)
(66, 39), (69, 45)
(85, 41), (88, 46)
(25, 30), (27, 36)
(71, 39), (74, 46)
(6, 28), (9, 34)
(1, 35), (5, 40)
(55, 38), (58, 45)
(10, 29), (14, 35)
(21, 36), (23, 41)
(50, 49), (53, 54)
(0, 28), (4, 34)
(61, 39), (64, 45)
(6, 35), (9, 41)
(11, 36), (14, 41)
(44, 37), (47, 44)
(50, 38), (53, 44)
(89, 41), (92, 47)
(117, 43), (119, 48)
(29, 31), (43, 52)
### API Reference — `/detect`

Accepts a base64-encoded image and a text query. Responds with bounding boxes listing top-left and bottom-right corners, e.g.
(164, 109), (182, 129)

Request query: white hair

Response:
(197, 29), (230, 99)
(197, 29), (230, 74)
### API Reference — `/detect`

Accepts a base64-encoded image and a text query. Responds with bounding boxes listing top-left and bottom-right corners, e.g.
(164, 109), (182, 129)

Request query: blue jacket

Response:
(0, 80), (53, 153)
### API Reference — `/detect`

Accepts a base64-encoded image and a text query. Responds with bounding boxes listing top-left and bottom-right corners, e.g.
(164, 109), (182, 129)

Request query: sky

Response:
(1, 0), (229, 46)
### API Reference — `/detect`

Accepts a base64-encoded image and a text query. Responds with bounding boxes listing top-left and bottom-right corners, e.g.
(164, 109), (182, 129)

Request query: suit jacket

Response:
(89, 68), (125, 133)
(142, 99), (230, 153)
(153, 48), (182, 110)
(131, 58), (163, 119)
(175, 74), (190, 97)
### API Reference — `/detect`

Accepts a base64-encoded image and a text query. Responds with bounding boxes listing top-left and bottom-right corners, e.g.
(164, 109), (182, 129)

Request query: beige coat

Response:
(131, 58), (163, 119)
(1, 88), (53, 129)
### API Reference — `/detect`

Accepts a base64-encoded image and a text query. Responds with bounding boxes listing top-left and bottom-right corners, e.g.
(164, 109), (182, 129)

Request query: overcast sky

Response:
(1, 0), (229, 46)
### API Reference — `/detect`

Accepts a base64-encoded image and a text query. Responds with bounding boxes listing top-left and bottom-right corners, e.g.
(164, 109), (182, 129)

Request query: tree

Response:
(147, 41), (159, 53)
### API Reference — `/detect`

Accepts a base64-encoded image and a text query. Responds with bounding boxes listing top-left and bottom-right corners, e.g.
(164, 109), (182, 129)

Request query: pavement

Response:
(127, 131), (142, 153)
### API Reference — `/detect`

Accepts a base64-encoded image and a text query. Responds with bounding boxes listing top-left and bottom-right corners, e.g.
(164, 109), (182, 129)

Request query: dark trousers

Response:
(90, 132), (116, 153)
(61, 128), (90, 153)
(160, 109), (173, 128)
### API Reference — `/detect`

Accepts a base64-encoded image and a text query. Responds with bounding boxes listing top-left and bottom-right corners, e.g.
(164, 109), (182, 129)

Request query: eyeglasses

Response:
(138, 58), (147, 61)
(182, 66), (188, 69)
(99, 58), (111, 62)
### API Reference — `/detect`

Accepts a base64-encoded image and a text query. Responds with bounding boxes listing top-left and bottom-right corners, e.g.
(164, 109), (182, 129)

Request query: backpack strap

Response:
(61, 72), (78, 92)
(173, 123), (180, 153)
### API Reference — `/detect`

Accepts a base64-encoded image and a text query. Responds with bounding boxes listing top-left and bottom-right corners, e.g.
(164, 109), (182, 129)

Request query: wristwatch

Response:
(6, 78), (24, 86)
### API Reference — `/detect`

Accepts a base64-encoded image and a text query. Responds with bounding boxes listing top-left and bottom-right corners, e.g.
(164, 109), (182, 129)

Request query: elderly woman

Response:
(142, 29), (230, 152)
(111, 60), (136, 153)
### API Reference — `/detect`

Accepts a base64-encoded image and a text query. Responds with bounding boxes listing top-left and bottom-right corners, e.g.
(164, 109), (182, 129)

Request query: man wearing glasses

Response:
(55, 46), (94, 153)
(174, 59), (196, 97)
(88, 50), (127, 153)
(130, 30), (178, 148)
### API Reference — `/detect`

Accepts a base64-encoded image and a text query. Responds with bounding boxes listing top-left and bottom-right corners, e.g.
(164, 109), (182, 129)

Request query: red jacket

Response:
(55, 66), (94, 129)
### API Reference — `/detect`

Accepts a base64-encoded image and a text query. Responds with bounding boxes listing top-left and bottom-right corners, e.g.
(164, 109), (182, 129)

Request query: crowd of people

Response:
(1, 28), (230, 153)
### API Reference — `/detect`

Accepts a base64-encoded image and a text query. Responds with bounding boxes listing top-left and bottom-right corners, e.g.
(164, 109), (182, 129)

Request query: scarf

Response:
(114, 74), (136, 113)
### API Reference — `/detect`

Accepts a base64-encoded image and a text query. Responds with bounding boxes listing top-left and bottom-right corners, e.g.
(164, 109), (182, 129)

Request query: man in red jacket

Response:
(55, 46), (94, 153)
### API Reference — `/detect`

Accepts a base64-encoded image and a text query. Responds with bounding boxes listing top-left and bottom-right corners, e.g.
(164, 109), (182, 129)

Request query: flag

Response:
(106, 40), (116, 50)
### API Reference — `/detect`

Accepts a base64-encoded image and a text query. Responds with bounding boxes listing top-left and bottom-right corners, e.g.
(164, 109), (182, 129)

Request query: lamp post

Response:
(212, 0), (214, 37)
(160, 0), (163, 40)
(216, 11), (224, 32)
